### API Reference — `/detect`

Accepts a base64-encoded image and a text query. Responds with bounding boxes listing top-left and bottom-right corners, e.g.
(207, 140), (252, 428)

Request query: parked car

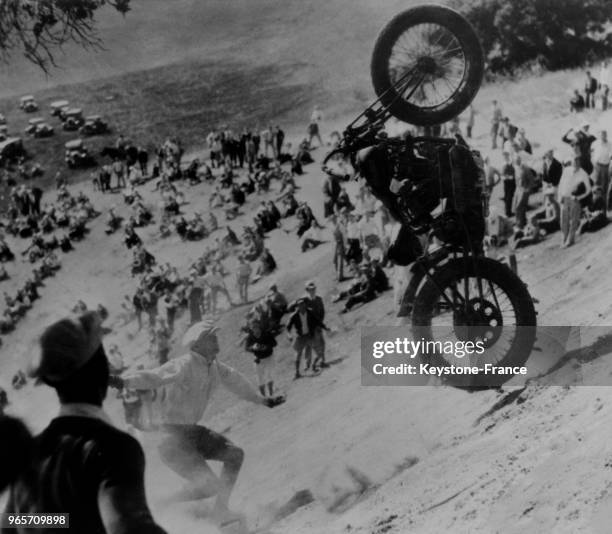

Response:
(62, 108), (85, 131)
(0, 126), (8, 142)
(0, 113), (5, 125)
(33, 122), (54, 138)
(19, 95), (39, 113)
(65, 139), (95, 168)
(0, 137), (27, 166)
(50, 100), (70, 117)
(25, 118), (44, 135)
(80, 115), (109, 136)
(58, 105), (71, 121)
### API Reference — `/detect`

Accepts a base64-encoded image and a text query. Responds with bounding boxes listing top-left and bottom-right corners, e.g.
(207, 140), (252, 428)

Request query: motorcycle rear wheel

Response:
(371, 5), (484, 126)
(411, 257), (536, 388)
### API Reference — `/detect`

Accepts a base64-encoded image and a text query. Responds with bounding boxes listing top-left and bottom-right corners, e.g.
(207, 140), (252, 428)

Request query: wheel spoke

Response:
(388, 22), (467, 108)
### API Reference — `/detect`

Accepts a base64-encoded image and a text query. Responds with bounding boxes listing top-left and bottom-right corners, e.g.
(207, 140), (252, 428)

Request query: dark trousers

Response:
(503, 180), (516, 217)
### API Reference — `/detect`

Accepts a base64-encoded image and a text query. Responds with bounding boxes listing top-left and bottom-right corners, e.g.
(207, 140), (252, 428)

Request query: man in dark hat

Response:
(3, 311), (166, 533)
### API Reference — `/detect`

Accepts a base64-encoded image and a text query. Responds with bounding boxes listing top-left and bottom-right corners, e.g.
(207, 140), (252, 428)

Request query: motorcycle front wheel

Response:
(411, 257), (537, 388)
(371, 5), (484, 126)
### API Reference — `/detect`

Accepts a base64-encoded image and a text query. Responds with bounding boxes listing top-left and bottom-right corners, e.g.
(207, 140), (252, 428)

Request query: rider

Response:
(116, 320), (284, 525)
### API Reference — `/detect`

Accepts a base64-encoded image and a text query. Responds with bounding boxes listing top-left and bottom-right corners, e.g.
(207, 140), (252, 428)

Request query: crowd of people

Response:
(0, 186), (101, 340)
(482, 68), (612, 252)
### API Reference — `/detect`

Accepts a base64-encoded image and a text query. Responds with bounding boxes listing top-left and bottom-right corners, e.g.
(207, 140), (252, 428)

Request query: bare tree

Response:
(0, 0), (131, 72)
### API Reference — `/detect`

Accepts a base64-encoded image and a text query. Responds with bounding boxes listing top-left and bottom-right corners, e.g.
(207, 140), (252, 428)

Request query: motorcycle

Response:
(324, 5), (536, 387)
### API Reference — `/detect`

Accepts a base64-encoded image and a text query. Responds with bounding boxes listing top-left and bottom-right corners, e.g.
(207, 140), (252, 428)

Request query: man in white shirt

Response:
(308, 106), (323, 147)
(592, 130), (611, 210)
(120, 320), (283, 526)
(558, 157), (591, 248)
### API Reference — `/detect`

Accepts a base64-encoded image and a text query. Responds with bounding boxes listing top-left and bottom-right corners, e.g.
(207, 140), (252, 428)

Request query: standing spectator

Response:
(187, 277), (204, 325)
(542, 150), (563, 196)
(158, 289), (178, 332)
(592, 130), (612, 210)
(112, 158), (126, 189)
(245, 321), (277, 397)
(345, 213), (363, 264)
(491, 100), (503, 149)
(483, 156), (501, 198)
(261, 126), (274, 158)
(322, 169), (342, 218)
(331, 213), (347, 282)
(501, 151), (516, 218)
(585, 71), (598, 109)
(1, 312), (167, 534)
(308, 105), (324, 147)
(236, 256), (252, 304)
(202, 268), (234, 313)
(133, 288), (144, 330)
(563, 124), (596, 174)
(303, 281), (327, 371)
(559, 157), (591, 248)
(266, 284), (288, 327)
(287, 297), (326, 379)
(275, 125), (285, 159)
(465, 104), (476, 138)
(137, 147), (149, 175)
(513, 156), (533, 229)
(154, 316), (172, 365)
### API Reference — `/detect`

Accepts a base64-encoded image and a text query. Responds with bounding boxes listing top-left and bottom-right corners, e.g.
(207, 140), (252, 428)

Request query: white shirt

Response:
(311, 109), (322, 124)
(558, 166), (589, 199)
(346, 221), (360, 240)
(124, 355), (262, 425)
(593, 140), (612, 165)
(299, 311), (310, 335)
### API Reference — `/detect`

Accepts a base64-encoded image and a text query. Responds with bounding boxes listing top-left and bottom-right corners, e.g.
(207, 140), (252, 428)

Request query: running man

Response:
(117, 320), (284, 527)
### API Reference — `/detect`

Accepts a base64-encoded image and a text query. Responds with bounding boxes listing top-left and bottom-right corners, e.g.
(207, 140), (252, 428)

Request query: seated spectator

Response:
(253, 248), (277, 280)
(530, 189), (561, 234)
(301, 225), (324, 252)
(369, 258), (390, 292)
(580, 186), (609, 234)
(333, 263), (377, 313)
(570, 89), (586, 113)
(510, 223), (543, 250)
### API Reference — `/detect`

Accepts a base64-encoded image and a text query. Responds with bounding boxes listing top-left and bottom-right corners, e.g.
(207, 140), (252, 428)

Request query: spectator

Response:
(274, 125), (285, 159)
(287, 297), (327, 379)
(585, 70), (598, 108)
(245, 321), (278, 397)
(592, 130), (612, 210)
(501, 152), (516, 218)
(513, 156), (534, 229)
(303, 281), (327, 370)
(1, 312), (167, 533)
(308, 106), (324, 147)
(562, 124), (596, 174)
(466, 104), (476, 138)
(579, 186), (608, 234)
(559, 157), (591, 248)
(542, 150), (563, 195)
(530, 188), (561, 234)
(483, 156), (501, 198)
(236, 256), (252, 304)
(570, 89), (586, 113)
(491, 100), (503, 149)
